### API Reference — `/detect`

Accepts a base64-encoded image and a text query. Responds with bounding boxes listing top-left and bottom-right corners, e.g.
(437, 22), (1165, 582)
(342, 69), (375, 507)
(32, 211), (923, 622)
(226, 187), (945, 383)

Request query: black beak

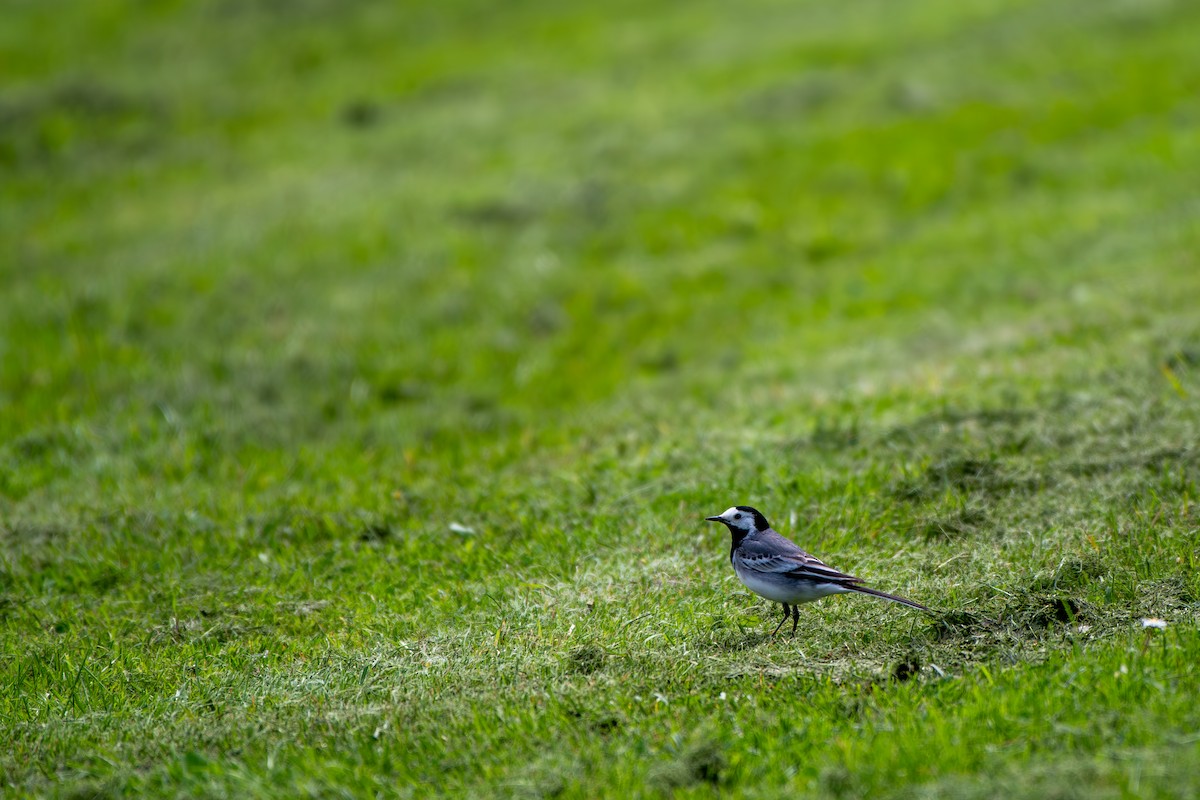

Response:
(705, 515), (724, 523)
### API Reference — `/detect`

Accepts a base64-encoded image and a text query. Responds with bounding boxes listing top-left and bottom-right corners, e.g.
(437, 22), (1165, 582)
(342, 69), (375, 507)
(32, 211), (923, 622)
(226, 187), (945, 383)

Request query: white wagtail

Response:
(706, 505), (930, 636)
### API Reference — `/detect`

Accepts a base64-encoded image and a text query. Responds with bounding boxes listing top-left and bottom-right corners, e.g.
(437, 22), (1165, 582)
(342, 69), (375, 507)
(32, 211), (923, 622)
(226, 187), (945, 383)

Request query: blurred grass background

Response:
(3, 0), (1200, 797)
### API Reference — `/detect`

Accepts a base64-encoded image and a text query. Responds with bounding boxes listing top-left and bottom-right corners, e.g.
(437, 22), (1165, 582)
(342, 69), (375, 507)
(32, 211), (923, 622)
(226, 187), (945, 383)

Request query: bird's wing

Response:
(736, 538), (862, 584)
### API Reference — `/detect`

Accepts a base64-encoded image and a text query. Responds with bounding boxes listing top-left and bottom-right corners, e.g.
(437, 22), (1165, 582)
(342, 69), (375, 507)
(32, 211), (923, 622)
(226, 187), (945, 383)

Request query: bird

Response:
(705, 505), (929, 636)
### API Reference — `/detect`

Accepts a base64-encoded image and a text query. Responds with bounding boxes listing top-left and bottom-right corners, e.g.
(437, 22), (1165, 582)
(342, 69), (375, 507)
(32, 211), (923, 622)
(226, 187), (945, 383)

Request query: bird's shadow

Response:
(696, 618), (806, 652)
(698, 608), (948, 654)
(693, 619), (776, 651)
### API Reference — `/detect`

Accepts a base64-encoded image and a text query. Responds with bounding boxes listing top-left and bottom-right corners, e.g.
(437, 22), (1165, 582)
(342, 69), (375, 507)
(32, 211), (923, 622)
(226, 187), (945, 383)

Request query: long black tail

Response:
(848, 584), (931, 613)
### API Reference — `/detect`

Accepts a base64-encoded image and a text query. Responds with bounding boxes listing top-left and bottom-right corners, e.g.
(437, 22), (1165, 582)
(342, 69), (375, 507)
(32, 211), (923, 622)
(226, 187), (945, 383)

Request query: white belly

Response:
(734, 564), (850, 604)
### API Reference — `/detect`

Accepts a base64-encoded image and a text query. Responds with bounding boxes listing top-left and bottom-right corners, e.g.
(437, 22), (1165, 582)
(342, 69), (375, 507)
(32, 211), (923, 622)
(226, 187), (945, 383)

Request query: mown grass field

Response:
(3, 0), (1200, 796)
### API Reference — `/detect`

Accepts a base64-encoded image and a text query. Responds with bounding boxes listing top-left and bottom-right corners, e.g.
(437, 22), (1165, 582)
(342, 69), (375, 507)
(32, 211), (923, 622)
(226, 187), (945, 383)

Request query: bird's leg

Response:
(790, 604), (800, 637)
(771, 603), (791, 636)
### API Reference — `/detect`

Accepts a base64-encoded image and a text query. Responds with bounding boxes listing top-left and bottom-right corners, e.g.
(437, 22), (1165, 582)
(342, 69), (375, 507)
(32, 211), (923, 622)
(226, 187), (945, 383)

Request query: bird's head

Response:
(705, 506), (771, 534)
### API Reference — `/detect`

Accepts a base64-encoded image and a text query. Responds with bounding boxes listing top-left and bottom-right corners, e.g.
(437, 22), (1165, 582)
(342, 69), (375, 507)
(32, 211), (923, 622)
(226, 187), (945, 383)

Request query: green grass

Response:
(3, 0), (1200, 796)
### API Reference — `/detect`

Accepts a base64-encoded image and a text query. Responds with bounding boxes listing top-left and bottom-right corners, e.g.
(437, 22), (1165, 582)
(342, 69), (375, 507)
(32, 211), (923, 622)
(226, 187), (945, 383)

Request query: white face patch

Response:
(721, 507), (757, 531)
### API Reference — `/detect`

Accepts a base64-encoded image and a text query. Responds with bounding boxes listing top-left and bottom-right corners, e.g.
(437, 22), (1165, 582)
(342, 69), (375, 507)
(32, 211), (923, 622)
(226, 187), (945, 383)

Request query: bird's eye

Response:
(734, 513), (743, 519)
